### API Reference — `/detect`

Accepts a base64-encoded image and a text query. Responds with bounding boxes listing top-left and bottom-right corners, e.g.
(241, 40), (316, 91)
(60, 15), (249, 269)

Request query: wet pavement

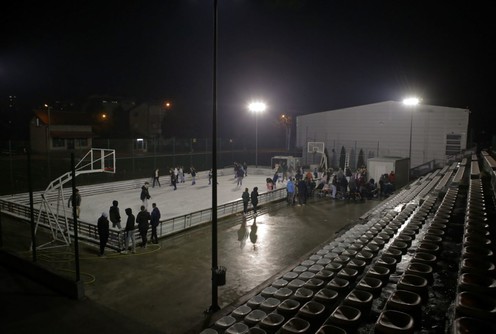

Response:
(1, 192), (381, 333)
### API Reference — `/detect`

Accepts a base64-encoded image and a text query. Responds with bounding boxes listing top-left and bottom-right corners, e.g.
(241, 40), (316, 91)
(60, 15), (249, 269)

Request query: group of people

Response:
(97, 165), (205, 257)
(379, 171), (396, 197)
(241, 187), (259, 215)
(152, 166), (198, 190)
(280, 166), (397, 205)
(96, 183), (163, 257)
(285, 174), (314, 205)
(234, 163), (246, 187)
(96, 165), (397, 256)
(97, 200), (162, 257)
(312, 167), (396, 201)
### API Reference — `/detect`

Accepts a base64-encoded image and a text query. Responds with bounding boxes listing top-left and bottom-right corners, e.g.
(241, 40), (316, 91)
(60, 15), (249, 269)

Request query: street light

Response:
(402, 97), (420, 180)
(248, 101), (267, 168)
(280, 114), (292, 151)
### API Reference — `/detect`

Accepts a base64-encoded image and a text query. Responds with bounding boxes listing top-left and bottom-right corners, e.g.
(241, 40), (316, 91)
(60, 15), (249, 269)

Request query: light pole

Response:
(44, 104), (52, 180)
(280, 114), (292, 151)
(248, 101), (266, 168)
(402, 97), (420, 180)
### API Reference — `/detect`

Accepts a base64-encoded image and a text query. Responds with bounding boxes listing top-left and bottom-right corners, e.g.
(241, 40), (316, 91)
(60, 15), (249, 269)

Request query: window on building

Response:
(446, 134), (462, 155)
(52, 138), (65, 148)
(76, 138), (88, 148)
(135, 138), (147, 151)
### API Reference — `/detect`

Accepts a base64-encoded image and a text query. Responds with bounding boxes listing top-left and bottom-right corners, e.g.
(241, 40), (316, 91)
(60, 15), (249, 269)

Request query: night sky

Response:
(2, 1), (495, 143)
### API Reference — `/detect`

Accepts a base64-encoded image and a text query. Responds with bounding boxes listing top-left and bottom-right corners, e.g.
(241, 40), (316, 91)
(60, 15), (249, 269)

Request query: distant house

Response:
(129, 102), (166, 152)
(79, 96), (167, 153)
(29, 97), (169, 154)
(30, 109), (93, 153)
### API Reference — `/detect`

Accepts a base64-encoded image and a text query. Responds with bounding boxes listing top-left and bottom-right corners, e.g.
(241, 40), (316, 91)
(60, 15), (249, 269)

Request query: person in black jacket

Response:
(140, 182), (151, 210)
(136, 205), (151, 248)
(68, 188), (82, 218)
(150, 203), (161, 244)
(250, 187), (259, 215)
(297, 179), (307, 205)
(190, 167), (197, 185)
(109, 200), (121, 229)
(97, 212), (110, 257)
(170, 168), (177, 190)
(121, 208), (136, 254)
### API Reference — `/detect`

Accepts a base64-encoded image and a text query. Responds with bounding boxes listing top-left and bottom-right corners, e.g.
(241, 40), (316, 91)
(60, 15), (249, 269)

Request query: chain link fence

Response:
(0, 138), (300, 196)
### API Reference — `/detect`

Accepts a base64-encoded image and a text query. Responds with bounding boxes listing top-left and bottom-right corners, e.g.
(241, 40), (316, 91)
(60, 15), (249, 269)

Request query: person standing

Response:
(136, 205), (151, 248)
(122, 208), (136, 254)
(179, 166), (185, 183)
(190, 167), (196, 185)
(286, 178), (295, 206)
(251, 187), (259, 215)
(170, 168), (177, 190)
(153, 168), (161, 187)
(242, 187), (250, 215)
(173, 167), (179, 185)
(97, 212), (110, 257)
(297, 178), (307, 205)
(150, 203), (161, 244)
(140, 182), (151, 209)
(109, 200), (121, 229)
(243, 162), (248, 176)
(236, 166), (244, 187)
(272, 171), (279, 189)
(388, 171), (396, 191)
(208, 169), (213, 185)
(68, 188), (82, 218)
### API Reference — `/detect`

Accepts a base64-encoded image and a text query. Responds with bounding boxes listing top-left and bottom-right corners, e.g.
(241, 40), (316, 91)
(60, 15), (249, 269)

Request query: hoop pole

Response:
(71, 153), (81, 282)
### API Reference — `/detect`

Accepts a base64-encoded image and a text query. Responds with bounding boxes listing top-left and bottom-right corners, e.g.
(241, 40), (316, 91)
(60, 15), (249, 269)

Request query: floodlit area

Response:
(78, 168), (285, 227)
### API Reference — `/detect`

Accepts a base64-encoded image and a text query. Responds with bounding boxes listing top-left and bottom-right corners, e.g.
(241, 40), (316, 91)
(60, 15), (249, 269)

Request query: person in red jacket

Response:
(388, 171), (396, 191)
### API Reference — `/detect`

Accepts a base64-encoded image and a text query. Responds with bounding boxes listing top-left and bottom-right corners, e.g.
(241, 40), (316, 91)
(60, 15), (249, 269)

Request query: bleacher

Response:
(202, 153), (496, 334)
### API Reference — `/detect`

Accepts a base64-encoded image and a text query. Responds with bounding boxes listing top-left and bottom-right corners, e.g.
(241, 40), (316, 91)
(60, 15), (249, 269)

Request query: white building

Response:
(296, 101), (470, 170)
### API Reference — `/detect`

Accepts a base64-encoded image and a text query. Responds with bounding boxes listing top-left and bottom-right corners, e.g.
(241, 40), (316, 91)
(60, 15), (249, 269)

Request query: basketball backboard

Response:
(307, 142), (325, 154)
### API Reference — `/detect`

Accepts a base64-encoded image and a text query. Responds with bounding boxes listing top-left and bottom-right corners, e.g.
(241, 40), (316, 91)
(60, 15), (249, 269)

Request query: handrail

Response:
(0, 187), (288, 251)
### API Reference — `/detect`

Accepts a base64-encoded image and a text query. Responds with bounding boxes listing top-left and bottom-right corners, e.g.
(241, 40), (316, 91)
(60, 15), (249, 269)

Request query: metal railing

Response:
(0, 186), (288, 251)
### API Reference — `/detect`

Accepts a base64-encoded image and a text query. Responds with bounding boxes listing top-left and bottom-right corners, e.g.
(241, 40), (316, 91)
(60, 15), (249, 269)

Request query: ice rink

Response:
(78, 168), (286, 227)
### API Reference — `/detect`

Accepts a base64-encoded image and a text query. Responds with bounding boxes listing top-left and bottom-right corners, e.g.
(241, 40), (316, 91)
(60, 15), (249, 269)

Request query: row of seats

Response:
(452, 177), (496, 333)
(202, 174), (434, 333)
(202, 161), (494, 333)
(373, 188), (458, 333)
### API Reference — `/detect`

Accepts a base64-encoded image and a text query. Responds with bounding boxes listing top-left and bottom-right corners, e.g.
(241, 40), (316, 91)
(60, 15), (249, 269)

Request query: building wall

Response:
(29, 122), (92, 153)
(296, 101), (469, 169)
(129, 104), (165, 138)
(30, 124), (47, 152)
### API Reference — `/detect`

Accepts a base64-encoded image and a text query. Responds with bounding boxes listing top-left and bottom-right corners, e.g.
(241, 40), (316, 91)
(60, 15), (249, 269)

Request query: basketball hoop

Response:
(307, 142), (325, 154)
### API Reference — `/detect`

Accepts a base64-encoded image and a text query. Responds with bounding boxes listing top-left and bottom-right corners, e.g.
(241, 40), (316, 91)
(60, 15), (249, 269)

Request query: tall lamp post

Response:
(402, 97), (420, 180)
(280, 114), (292, 151)
(248, 101), (266, 168)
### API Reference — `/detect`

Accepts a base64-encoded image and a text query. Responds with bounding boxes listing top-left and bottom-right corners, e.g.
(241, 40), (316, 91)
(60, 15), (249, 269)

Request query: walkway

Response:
(1, 185), (380, 333)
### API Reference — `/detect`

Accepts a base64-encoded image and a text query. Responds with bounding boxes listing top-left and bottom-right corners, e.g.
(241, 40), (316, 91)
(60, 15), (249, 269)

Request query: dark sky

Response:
(2, 0), (495, 141)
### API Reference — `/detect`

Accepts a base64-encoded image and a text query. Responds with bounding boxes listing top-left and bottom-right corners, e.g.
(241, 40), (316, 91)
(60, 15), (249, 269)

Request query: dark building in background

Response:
(30, 108), (93, 153)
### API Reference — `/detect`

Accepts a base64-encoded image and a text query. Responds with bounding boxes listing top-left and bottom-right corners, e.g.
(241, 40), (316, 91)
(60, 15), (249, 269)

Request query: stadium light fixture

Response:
(248, 101), (267, 168)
